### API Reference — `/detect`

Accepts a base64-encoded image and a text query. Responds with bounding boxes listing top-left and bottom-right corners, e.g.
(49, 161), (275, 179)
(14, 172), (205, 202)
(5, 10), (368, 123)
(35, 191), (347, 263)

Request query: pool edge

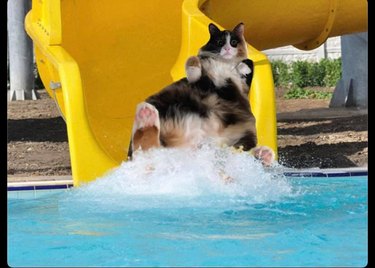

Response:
(7, 167), (367, 191)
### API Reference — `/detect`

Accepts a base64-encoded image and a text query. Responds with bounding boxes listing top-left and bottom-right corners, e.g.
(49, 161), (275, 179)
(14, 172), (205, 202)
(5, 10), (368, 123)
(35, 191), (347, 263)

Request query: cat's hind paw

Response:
(134, 102), (160, 130)
(252, 145), (275, 167)
(132, 102), (161, 152)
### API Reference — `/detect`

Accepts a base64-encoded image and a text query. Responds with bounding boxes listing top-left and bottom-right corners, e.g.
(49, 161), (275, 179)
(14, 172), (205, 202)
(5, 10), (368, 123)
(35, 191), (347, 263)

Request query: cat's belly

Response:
(159, 114), (245, 148)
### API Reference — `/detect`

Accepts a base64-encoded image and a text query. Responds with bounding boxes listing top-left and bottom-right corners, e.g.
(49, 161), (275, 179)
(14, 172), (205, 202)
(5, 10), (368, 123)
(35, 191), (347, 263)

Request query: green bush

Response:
(320, 58), (342, 86)
(271, 60), (290, 87)
(290, 61), (310, 88)
(270, 58), (342, 88)
(308, 62), (326, 87)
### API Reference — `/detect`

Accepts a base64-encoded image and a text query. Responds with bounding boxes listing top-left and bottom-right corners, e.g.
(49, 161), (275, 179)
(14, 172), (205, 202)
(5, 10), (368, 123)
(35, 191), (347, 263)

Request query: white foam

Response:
(64, 142), (295, 211)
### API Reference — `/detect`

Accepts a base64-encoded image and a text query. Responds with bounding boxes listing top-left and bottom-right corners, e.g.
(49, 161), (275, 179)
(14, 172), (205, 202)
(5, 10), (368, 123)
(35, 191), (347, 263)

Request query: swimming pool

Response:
(8, 147), (368, 267)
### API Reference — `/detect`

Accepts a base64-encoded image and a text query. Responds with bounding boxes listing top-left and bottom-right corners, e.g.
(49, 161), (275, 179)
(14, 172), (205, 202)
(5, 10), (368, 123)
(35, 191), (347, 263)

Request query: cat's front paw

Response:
(185, 56), (202, 83)
(236, 61), (252, 76)
(238, 59), (254, 89)
(252, 145), (275, 166)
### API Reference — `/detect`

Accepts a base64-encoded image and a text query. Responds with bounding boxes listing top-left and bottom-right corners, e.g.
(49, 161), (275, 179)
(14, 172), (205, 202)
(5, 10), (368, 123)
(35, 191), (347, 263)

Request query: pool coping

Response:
(7, 167), (367, 191)
(281, 167), (368, 178)
(7, 176), (73, 191)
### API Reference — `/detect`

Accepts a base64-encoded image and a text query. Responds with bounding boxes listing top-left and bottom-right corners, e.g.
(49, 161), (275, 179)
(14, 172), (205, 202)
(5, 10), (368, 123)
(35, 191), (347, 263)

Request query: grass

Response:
(283, 87), (333, 100)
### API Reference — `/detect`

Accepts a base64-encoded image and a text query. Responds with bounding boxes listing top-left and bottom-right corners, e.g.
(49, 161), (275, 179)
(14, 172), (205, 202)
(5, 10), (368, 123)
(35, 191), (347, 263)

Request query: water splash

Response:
(64, 142), (295, 211)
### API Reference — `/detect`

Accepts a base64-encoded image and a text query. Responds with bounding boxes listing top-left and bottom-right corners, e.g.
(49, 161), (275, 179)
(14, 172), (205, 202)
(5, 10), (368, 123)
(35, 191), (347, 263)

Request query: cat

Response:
(128, 23), (275, 166)
(185, 23), (253, 95)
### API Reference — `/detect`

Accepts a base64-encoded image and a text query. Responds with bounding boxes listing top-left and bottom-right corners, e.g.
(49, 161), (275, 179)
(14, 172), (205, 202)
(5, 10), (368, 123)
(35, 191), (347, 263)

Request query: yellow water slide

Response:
(25, 0), (367, 186)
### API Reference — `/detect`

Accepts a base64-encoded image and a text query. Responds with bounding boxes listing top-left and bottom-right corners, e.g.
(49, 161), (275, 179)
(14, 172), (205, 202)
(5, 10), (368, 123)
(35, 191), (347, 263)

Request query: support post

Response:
(316, 43), (327, 60)
(8, 0), (37, 101)
(330, 32), (368, 108)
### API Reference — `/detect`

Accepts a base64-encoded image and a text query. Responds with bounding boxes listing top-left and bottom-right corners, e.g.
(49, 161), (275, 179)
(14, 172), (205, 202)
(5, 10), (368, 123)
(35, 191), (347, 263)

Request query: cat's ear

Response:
(208, 23), (220, 36)
(233, 23), (244, 37)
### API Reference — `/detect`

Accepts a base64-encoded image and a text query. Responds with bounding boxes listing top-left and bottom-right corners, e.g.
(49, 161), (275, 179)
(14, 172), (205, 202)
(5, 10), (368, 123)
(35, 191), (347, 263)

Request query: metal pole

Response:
(8, 0), (37, 101)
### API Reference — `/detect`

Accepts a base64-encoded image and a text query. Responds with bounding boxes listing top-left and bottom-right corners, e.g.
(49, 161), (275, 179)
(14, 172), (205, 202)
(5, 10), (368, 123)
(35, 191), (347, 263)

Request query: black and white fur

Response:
(128, 23), (274, 166)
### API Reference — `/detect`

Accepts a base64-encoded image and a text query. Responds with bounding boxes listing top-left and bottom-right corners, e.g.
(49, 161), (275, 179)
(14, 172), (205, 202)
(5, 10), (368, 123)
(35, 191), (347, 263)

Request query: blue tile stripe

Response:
(8, 183), (73, 191)
(349, 171), (368, 176)
(283, 170), (367, 178)
(35, 184), (73, 190)
(8, 186), (35, 191)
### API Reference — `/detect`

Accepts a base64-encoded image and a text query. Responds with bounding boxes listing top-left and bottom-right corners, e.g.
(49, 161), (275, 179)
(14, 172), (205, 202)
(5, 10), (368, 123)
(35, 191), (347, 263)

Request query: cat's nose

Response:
(224, 47), (231, 51)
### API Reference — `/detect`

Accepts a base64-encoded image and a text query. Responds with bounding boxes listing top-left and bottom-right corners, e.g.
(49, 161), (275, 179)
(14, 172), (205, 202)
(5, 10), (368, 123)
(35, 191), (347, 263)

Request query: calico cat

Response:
(128, 23), (275, 166)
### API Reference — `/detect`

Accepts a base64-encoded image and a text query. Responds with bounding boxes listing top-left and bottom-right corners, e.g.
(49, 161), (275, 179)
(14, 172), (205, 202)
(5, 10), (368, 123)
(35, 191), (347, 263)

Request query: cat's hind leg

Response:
(185, 56), (202, 83)
(131, 102), (161, 155)
(252, 145), (275, 166)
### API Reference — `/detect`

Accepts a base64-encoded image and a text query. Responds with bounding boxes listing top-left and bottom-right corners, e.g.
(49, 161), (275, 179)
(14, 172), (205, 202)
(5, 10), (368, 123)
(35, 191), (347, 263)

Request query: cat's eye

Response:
(217, 40), (224, 46)
(230, 39), (238, 47)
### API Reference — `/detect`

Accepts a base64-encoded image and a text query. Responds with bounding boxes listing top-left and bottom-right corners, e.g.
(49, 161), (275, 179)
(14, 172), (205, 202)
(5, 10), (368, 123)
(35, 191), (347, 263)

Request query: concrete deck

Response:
(277, 107), (367, 121)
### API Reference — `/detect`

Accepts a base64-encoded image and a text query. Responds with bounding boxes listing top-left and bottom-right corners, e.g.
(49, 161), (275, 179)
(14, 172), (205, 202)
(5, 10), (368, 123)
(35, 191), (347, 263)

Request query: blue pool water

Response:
(8, 146), (368, 267)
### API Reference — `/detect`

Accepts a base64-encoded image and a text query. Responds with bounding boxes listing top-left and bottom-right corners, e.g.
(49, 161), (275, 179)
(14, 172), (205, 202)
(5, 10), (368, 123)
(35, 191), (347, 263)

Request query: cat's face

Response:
(200, 23), (248, 60)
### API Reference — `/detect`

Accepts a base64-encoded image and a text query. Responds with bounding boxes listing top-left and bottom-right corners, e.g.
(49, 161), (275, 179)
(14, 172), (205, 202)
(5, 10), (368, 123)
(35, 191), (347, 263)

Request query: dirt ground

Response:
(7, 88), (368, 177)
